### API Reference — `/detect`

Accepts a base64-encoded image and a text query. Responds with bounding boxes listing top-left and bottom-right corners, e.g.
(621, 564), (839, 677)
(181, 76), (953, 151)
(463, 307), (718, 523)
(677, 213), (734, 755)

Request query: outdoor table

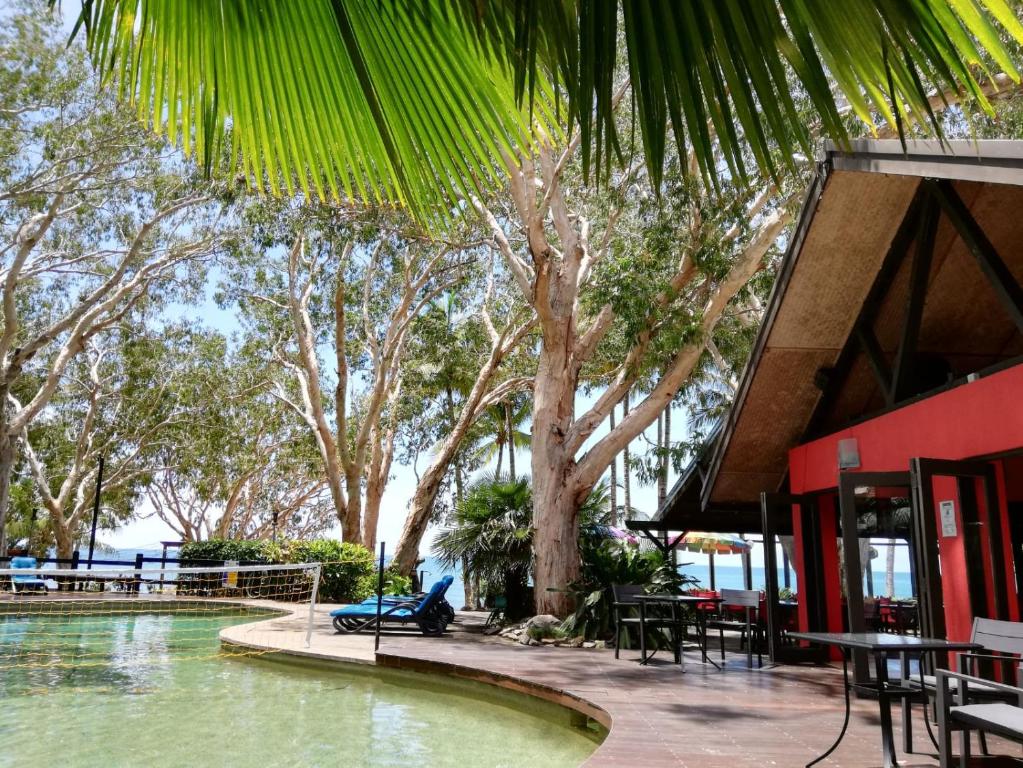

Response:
(637, 594), (723, 669)
(789, 631), (981, 768)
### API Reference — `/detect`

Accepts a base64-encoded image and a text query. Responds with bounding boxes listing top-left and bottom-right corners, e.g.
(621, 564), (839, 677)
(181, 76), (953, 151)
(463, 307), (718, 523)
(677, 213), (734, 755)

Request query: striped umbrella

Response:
(672, 531), (751, 554)
(671, 532), (751, 591)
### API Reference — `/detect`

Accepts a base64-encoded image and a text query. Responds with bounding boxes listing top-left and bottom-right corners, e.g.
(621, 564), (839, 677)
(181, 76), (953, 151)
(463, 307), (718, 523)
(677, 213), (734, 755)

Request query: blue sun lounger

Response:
(356, 574), (456, 625)
(331, 575), (454, 636)
(10, 556), (48, 594)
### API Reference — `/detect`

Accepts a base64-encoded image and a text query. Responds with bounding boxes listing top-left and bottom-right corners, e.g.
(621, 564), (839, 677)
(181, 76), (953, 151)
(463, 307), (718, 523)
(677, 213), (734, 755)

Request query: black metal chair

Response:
(705, 588), (763, 668)
(612, 584), (683, 663)
(612, 584), (645, 660)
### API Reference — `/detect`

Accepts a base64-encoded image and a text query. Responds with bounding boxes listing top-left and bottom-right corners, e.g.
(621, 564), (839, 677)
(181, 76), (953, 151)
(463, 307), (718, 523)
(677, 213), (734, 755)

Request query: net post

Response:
(306, 564), (321, 649)
(375, 542), (385, 653)
(133, 552), (144, 594)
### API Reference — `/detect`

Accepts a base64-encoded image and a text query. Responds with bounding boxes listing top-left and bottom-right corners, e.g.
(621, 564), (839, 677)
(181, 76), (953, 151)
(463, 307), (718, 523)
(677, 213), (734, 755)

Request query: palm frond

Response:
(499, 0), (1023, 189)
(75, 0), (550, 222)
(74, 1), (1023, 218)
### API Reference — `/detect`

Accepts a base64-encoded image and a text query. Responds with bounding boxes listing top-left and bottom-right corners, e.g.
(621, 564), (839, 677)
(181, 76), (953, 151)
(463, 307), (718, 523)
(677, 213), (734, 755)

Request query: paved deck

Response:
(220, 606), (1020, 767)
(11, 593), (1014, 766)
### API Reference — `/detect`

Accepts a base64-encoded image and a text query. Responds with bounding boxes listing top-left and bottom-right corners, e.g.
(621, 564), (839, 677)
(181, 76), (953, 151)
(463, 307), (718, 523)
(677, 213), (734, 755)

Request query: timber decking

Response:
(378, 627), (1022, 768)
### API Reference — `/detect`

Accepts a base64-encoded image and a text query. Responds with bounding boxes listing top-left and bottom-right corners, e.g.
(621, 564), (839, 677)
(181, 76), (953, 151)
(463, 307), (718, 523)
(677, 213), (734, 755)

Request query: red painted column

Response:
(993, 461), (1020, 621)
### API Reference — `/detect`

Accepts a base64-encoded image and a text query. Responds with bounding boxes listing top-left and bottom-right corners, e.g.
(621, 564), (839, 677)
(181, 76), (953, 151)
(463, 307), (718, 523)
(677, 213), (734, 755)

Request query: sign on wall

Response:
(939, 500), (958, 537)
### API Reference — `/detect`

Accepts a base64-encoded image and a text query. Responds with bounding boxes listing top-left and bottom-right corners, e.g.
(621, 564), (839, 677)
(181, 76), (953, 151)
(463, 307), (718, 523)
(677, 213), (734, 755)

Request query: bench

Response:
(936, 670), (1023, 768)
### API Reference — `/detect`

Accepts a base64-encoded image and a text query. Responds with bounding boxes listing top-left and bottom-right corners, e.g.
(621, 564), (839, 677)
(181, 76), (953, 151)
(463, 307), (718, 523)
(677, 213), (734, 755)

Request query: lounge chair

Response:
(355, 575), (456, 625)
(9, 556), (48, 594)
(331, 576), (454, 636)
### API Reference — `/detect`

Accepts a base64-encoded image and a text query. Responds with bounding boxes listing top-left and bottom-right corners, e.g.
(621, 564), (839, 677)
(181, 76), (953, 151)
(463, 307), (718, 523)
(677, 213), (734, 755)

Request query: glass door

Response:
(761, 492), (826, 663)
(909, 458), (1008, 641)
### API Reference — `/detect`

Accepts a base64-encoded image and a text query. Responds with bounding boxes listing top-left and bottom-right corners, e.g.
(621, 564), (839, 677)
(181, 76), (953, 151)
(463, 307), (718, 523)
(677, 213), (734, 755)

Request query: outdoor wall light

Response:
(838, 437), (861, 470)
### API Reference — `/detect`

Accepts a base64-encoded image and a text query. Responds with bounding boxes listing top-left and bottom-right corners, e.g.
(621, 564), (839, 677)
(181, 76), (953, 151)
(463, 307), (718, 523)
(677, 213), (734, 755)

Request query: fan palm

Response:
(73, 1), (1023, 220)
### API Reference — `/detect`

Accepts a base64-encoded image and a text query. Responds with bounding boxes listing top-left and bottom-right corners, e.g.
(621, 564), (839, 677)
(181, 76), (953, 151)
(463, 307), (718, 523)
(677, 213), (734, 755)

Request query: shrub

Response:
(286, 539), (375, 603)
(179, 538), (278, 564)
(358, 566), (413, 598)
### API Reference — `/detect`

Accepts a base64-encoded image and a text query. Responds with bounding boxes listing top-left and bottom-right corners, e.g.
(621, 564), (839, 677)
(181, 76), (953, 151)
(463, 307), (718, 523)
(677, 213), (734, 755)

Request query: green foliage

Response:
(357, 566), (414, 600)
(180, 539), (278, 564)
(433, 473), (533, 619)
(559, 539), (699, 641)
(285, 539), (376, 603)
(77, 0), (1023, 221)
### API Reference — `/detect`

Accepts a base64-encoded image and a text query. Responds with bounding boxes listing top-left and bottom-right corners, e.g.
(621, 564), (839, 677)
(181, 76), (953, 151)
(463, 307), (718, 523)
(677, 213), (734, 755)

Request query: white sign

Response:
(939, 500), (958, 537)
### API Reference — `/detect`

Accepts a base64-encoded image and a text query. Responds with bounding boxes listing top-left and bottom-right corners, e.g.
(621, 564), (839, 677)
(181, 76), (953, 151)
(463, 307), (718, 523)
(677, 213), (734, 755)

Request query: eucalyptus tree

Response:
(137, 329), (335, 544)
(390, 258), (534, 574)
(223, 198), (499, 548)
(15, 324), (201, 557)
(0, 11), (227, 553)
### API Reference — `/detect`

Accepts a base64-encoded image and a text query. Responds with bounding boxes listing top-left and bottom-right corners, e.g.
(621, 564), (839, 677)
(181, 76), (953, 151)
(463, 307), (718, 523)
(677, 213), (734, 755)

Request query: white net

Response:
(0, 563), (321, 678)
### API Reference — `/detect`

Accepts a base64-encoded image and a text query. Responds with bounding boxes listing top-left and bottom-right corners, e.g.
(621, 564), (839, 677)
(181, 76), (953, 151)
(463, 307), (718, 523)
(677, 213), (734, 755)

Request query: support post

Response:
(709, 552), (716, 591)
(86, 456), (105, 570)
(133, 552), (144, 594)
(306, 564), (321, 648)
(375, 542), (385, 653)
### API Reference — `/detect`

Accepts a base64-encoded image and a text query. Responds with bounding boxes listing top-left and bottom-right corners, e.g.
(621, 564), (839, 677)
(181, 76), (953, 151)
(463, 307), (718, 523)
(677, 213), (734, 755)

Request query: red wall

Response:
(789, 364), (1023, 488)
(788, 363), (1023, 639)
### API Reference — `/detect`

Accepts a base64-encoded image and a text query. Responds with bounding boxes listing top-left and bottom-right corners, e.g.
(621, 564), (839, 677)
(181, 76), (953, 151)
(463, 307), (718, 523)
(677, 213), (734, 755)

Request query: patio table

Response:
(789, 631), (980, 768)
(637, 594), (723, 669)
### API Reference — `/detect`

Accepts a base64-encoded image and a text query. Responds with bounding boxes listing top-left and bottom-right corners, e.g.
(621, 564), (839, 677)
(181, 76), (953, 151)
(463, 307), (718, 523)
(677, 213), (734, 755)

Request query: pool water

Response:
(0, 612), (601, 767)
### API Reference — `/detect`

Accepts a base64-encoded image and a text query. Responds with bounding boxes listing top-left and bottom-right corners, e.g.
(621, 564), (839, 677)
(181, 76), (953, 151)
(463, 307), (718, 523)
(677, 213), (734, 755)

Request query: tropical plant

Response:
(560, 539), (665, 641)
(74, 1), (1023, 220)
(433, 473), (533, 619)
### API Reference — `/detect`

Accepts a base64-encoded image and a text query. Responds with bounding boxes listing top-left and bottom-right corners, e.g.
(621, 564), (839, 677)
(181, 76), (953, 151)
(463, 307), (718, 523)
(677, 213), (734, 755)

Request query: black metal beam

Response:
(889, 195), (939, 404)
(803, 186), (928, 440)
(928, 179), (1023, 333)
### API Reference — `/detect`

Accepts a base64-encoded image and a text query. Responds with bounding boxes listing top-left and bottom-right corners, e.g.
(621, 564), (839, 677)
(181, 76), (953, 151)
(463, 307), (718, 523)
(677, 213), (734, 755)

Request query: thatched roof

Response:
(654, 139), (1023, 528)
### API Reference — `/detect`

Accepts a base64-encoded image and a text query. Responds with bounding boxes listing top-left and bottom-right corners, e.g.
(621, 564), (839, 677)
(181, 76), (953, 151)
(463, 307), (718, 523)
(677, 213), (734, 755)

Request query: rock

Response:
(528, 638), (542, 646)
(593, 640), (606, 650)
(565, 636), (584, 648)
(582, 641), (596, 649)
(518, 633), (532, 645)
(524, 614), (561, 633)
(541, 637), (557, 644)
(483, 625), (502, 636)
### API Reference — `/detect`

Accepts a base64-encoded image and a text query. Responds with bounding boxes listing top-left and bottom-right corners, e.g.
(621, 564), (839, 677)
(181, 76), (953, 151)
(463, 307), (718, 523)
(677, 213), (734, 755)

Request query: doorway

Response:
(761, 492), (827, 663)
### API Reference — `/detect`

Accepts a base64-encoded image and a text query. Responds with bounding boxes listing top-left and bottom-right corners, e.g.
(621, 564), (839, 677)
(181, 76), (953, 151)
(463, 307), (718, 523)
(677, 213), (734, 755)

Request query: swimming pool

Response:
(0, 610), (602, 767)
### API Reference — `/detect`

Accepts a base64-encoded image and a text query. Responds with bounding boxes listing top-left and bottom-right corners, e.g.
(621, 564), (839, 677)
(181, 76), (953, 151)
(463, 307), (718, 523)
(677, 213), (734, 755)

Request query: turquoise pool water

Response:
(0, 611), (601, 767)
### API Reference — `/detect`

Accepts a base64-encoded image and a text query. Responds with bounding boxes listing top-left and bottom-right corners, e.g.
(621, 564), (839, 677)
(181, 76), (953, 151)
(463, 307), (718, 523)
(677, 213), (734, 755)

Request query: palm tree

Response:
(468, 398), (531, 480)
(433, 473), (533, 618)
(74, 2), (1022, 221)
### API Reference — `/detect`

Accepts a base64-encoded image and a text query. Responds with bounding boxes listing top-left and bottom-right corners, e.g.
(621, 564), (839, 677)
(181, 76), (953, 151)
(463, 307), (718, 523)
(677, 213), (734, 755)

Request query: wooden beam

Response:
(928, 179), (1023, 333)
(889, 194), (939, 404)
(803, 186), (926, 439)
(856, 324), (892, 393)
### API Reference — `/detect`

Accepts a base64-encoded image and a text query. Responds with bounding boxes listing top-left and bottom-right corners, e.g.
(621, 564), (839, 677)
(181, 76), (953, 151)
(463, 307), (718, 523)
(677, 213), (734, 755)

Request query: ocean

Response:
(678, 563), (915, 599)
(89, 551), (912, 606)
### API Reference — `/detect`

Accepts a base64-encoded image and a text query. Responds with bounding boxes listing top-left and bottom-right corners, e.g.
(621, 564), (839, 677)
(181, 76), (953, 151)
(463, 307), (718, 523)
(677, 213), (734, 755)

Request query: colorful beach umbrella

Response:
(672, 531), (751, 555)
